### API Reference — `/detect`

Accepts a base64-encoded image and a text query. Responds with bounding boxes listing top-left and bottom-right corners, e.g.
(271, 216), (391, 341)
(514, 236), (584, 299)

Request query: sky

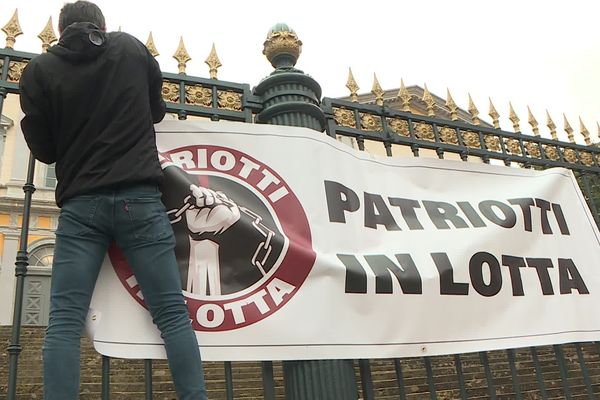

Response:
(3, 0), (599, 143)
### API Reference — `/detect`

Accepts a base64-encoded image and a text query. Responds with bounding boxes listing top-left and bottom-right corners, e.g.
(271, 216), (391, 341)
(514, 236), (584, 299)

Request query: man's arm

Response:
(148, 50), (166, 123)
(19, 62), (56, 164)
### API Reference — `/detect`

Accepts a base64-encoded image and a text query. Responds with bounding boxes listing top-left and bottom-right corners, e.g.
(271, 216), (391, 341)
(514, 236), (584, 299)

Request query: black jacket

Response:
(19, 22), (166, 206)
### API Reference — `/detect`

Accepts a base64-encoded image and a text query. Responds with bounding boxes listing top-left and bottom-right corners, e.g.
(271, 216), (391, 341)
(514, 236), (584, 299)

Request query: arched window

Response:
(29, 244), (54, 267)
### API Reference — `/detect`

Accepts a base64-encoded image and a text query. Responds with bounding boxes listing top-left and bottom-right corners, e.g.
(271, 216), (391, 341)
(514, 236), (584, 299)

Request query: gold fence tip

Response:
(546, 110), (558, 140)
(173, 36), (191, 74)
(397, 79), (411, 112)
(508, 102), (520, 132)
(563, 114), (574, 143)
(2, 9), (23, 49)
(597, 121), (600, 141)
(445, 88), (458, 121)
(579, 117), (591, 145)
(488, 98), (500, 129)
(527, 106), (539, 136)
(371, 73), (384, 106)
(38, 17), (58, 53)
(467, 93), (480, 125)
(422, 84), (435, 117)
(146, 32), (159, 57)
(205, 43), (221, 79)
(346, 67), (359, 102)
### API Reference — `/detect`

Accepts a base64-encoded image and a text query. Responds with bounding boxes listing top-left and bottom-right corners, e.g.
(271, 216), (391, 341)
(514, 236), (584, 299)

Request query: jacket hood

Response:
(48, 22), (107, 62)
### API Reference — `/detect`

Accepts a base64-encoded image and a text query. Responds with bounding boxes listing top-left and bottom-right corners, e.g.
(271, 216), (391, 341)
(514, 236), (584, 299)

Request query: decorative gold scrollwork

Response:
(439, 127), (458, 144)
(217, 90), (242, 111)
(484, 135), (501, 151)
(524, 142), (541, 158)
(6, 60), (27, 82)
(161, 82), (180, 103)
(387, 118), (409, 137)
(461, 131), (480, 148)
(333, 108), (356, 128)
(543, 145), (560, 161)
(580, 152), (594, 167)
(563, 148), (577, 164)
(360, 113), (383, 132)
(185, 85), (212, 107)
(505, 139), (522, 156)
(414, 123), (435, 141)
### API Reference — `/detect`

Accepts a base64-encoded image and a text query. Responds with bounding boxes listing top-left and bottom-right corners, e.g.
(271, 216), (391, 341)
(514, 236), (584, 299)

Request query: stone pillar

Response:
(253, 24), (358, 400)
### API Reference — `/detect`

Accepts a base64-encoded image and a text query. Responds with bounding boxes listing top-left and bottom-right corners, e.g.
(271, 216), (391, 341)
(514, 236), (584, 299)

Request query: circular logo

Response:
(109, 145), (316, 331)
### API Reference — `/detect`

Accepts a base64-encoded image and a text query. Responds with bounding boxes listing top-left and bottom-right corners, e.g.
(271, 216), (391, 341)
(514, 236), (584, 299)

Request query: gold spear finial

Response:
(508, 102), (520, 132)
(467, 93), (480, 125)
(173, 36), (191, 74)
(527, 106), (539, 136)
(488, 98), (500, 129)
(446, 89), (458, 121)
(346, 67), (359, 102)
(579, 117), (591, 145)
(546, 110), (558, 140)
(422, 84), (435, 117)
(38, 17), (58, 53)
(597, 121), (600, 142)
(146, 32), (159, 57)
(2, 9), (23, 49)
(372, 73), (384, 106)
(397, 79), (411, 112)
(563, 114), (574, 143)
(205, 43), (222, 79)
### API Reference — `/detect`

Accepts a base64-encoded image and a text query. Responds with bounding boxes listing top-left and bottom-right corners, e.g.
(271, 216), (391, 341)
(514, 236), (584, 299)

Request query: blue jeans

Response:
(43, 185), (207, 400)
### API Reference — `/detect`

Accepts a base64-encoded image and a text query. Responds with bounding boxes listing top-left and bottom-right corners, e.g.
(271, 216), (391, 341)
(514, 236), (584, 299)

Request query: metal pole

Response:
(6, 154), (36, 400)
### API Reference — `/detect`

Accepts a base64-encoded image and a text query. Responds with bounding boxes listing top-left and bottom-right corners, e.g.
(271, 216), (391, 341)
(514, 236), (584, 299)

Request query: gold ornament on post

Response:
(488, 98), (500, 129)
(2, 9), (23, 49)
(546, 111), (558, 140)
(527, 106), (539, 136)
(205, 43), (222, 79)
(146, 32), (159, 57)
(467, 94), (480, 125)
(397, 79), (411, 112)
(508, 102), (520, 132)
(422, 84), (435, 117)
(579, 117), (590, 145)
(173, 37), (191, 74)
(262, 24), (302, 69)
(445, 89), (458, 121)
(372, 73), (384, 106)
(38, 17), (58, 52)
(563, 114), (574, 143)
(346, 68), (359, 103)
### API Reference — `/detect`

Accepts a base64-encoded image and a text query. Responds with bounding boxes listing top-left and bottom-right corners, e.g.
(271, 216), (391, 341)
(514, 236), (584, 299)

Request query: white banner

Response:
(87, 120), (600, 361)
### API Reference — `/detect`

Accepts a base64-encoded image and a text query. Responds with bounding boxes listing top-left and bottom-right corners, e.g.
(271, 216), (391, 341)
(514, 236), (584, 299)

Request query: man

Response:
(19, 2), (208, 399)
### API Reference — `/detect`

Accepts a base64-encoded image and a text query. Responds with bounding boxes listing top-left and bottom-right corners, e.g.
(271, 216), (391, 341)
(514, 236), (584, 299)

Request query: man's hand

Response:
(185, 184), (241, 235)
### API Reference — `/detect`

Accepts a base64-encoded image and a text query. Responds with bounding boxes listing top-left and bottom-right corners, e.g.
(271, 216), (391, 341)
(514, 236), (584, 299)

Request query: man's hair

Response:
(59, 1), (106, 31)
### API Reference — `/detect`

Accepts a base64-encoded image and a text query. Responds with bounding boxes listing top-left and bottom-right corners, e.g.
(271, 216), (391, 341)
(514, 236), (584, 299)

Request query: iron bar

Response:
(358, 359), (375, 400)
(575, 343), (594, 400)
(479, 351), (497, 400)
(423, 357), (437, 400)
(262, 360), (276, 400)
(6, 154), (36, 400)
(530, 347), (548, 400)
(553, 344), (572, 400)
(453, 354), (467, 399)
(102, 355), (110, 400)
(144, 359), (153, 400)
(224, 361), (234, 400)
(393, 359), (407, 400)
(506, 349), (522, 400)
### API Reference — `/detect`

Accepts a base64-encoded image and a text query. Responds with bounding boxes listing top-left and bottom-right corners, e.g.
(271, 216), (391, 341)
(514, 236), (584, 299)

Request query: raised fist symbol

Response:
(184, 184), (241, 235)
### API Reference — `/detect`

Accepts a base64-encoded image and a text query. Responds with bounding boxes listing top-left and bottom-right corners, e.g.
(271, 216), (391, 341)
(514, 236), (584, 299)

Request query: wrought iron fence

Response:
(2, 9), (600, 400)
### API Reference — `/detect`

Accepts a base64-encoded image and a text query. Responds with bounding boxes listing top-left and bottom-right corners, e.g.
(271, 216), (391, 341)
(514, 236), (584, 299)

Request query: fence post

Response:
(253, 23), (358, 399)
